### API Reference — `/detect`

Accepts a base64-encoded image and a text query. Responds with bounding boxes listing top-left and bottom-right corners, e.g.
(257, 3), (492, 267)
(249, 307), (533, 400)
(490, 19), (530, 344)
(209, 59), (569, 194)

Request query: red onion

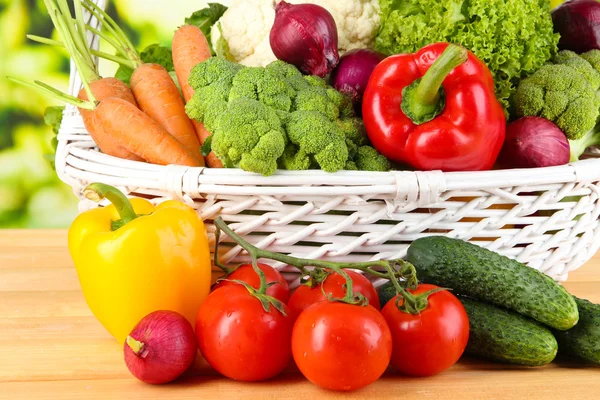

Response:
(552, 0), (600, 53)
(498, 117), (570, 169)
(124, 310), (197, 384)
(270, 1), (339, 77)
(330, 48), (385, 115)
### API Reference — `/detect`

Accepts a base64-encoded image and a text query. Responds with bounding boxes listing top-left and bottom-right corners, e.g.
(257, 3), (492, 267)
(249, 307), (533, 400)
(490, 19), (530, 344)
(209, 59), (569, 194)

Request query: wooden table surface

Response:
(0, 230), (598, 399)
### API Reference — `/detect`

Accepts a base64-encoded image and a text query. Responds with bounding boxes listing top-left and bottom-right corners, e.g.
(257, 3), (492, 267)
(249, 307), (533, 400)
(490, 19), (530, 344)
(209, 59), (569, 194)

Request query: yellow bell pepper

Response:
(68, 183), (212, 344)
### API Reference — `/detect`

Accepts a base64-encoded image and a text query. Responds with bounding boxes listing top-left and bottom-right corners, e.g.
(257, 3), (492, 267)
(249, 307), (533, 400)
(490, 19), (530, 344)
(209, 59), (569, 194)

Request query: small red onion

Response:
(330, 48), (385, 115)
(124, 310), (197, 384)
(270, 1), (339, 77)
(498, 117), (570, 169)
(552, 0), (600, 53)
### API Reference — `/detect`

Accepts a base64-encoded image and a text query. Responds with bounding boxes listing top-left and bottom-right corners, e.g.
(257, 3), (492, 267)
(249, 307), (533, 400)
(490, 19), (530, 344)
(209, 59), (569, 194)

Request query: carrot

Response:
(82, 0), (204, 166)
(78, 78), (143, 161)
(26, 0), (144, 161)
(95, 98), (201, 167)
(14, 0), (200, 167)
(172, 25), (212, 103)
(172, 25), (223, 168)
(129, 63), (202, 163)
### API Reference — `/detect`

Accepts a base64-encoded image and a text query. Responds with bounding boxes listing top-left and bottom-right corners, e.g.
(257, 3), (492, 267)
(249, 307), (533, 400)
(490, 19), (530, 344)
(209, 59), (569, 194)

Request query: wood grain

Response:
(0, 230), (598, 400)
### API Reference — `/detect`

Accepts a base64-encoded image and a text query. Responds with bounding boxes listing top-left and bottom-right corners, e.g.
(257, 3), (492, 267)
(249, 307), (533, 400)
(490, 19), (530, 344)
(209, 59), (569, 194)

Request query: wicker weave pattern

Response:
(56, 0), (600, 285)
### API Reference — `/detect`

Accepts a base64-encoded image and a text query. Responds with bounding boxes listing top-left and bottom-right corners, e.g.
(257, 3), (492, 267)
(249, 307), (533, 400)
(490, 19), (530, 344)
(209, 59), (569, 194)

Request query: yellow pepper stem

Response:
(126, 335), (146, 356)
(83, 183), (139, 230)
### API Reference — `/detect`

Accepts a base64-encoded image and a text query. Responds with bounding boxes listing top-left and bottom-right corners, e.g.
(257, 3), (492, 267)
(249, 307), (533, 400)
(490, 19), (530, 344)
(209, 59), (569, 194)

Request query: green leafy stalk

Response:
(26, 34), (134, 67)
(81, 0), (142, 66)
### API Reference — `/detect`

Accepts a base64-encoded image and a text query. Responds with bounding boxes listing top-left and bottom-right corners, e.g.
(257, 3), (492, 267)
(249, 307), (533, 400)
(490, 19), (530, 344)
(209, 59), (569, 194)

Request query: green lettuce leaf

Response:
(185, 3), (228, 56)
(375, 0), (560, 116)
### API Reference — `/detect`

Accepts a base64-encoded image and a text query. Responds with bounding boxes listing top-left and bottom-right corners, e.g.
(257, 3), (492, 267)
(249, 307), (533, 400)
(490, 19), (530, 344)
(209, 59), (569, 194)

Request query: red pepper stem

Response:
(402, 44), (468, 125)
(83, 183), (138, 229)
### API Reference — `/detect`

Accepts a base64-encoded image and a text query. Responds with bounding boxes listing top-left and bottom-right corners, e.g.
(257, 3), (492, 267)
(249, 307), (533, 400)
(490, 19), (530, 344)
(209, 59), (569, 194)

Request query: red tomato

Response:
(381, 284), (470, 377)
(195, 285), (293, 381)
(213, 263), (290, 303)
(288, 270), (380, 319)
(292, 301), (392, 391)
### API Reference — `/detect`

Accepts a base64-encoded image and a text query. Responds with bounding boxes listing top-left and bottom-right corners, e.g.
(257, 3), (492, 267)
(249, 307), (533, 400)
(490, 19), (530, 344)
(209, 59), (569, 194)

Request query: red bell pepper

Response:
(362, 43), (506, 172)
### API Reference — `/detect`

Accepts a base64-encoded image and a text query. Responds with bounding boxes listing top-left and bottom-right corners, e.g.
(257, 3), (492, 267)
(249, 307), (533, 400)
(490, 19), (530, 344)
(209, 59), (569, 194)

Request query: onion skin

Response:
(124, 310), (197, 384)
(498, 117), (570, 169)
(330, 49), (385, 115)
(270, 1), (339, 77)
(552, 0), (600, 53)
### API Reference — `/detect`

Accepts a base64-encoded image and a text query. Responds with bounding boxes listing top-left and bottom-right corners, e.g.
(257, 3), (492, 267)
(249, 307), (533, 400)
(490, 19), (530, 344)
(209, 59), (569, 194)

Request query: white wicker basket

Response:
(56, 0), (600, 284)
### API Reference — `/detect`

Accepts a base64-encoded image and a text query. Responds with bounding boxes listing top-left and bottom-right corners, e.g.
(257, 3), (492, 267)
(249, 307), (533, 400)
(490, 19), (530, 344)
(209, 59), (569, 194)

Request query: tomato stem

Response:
(214, 217), (420, 307)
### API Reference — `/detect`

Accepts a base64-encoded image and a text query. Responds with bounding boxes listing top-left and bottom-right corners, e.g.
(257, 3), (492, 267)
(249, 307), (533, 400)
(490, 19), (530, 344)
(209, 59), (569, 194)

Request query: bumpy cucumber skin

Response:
(554, 297), (600, 365)
(407, 236), (578, 331)
(460, 297), (558, 366)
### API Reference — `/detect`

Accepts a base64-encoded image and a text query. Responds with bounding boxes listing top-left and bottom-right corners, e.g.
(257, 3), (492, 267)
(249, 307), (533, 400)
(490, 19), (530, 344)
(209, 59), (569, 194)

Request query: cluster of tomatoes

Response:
(194, 262), (470, 392)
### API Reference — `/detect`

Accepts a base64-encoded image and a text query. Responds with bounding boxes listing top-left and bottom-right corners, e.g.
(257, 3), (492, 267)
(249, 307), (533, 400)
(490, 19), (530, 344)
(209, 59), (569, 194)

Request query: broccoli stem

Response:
(570, 125), (600, 162)
(401, 44), (468, 125)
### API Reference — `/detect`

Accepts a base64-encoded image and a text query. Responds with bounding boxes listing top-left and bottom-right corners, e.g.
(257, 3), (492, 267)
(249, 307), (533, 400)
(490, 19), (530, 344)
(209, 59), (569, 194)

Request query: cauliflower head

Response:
(211, 0), (380, 67)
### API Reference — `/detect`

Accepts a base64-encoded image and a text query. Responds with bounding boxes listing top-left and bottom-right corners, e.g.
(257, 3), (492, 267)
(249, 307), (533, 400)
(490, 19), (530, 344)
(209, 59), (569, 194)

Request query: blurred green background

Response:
(0, 0), (222, 228)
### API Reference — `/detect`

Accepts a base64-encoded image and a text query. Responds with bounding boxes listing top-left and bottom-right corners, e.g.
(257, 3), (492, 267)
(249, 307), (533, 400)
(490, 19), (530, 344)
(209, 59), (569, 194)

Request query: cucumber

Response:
(554, 297), (600, 365)
(406, 236), (578, 331)
(377, 281), (396, 308)
(459, 297), (558, 366)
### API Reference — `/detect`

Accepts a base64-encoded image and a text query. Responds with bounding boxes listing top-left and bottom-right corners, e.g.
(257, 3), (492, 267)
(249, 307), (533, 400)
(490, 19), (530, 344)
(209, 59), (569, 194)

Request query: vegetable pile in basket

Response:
(14, 0), (600, 177)
(70, 182), (600, 391)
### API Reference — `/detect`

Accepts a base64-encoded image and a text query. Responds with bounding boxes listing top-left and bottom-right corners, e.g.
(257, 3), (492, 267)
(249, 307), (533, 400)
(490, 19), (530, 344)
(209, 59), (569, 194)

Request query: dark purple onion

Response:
(552, 0), (600, 53)
(498, 117), (570, 169)
(270, 1), (339, 77)
(330, 48), (385, 115)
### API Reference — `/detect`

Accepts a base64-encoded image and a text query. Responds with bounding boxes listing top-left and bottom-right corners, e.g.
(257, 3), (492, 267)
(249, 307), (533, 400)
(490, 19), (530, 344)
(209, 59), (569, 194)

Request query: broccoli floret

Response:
(303, 75), (328, 88)
(229, 67), (295, 112)
(354, 146), (392, 172)
(514, 64), (600, 140)
(581, 50), (600, 72)
(279, 144), (313, 171)
(285, 111), (348, 172)
(293, 86), (339, 121)
(185, 79), (232, 123)
(344, 160), (358, 170)
(553, 51), (600, 89)
(188, 57), (242, 90)
(337, 118), (368, 147)
(211, 97), (287, 176)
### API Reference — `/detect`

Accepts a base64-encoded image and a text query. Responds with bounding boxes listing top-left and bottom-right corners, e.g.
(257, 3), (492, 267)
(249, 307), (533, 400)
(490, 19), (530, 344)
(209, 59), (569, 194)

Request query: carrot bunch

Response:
(9, 0), (204, 168)
(81, 0), (220, 168)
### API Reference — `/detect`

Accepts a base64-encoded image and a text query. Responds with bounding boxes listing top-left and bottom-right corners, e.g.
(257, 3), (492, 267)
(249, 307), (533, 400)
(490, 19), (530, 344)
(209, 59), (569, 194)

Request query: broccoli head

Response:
(188, 57), (242, 90)
(185, 78), (232, 124)
(185, 57), (391, 175)
(581, 50), (600, 72)
(229, 67), (295, 112)
(553, 51), (600, 90)
(353, 146), (392, 172)
(285, 111), (349, 173)
(514, 64), (600, 140)
(211, 97), (287, 176)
